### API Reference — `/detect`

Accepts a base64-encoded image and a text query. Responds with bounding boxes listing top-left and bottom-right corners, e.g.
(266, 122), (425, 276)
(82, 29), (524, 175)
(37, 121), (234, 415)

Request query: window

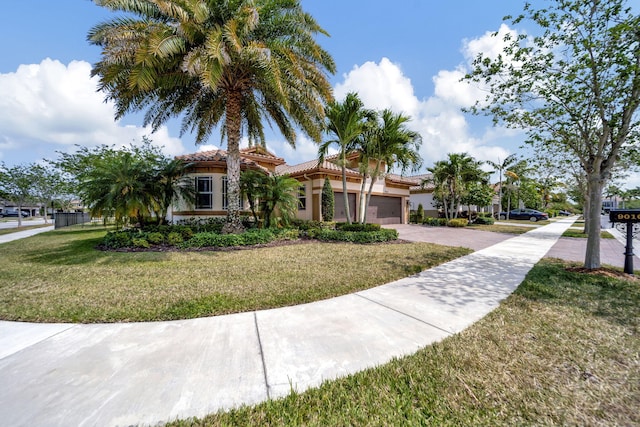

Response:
(298, 184), (306, 210)
(222, 176), (244, 210)
(195, 176), (213, 209)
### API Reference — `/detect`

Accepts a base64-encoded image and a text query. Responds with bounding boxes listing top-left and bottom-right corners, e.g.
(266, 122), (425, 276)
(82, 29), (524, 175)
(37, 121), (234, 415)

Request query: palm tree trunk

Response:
(222, 91), (245, 234)
(341, 151), (351, 224)
(363, 162), (382, 224)
(358, 175), (368, 224)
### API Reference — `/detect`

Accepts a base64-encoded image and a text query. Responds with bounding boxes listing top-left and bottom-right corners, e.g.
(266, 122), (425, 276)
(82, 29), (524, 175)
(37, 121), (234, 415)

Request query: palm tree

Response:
(426, 153), (485, 220)
(89, 0), (335, 233)
(487, 154), (519, 214)
(258, 174), (301, 228)
(318, 92), (374, 224)
(152, 158), (195, 224)
(357, 109), (422, 224)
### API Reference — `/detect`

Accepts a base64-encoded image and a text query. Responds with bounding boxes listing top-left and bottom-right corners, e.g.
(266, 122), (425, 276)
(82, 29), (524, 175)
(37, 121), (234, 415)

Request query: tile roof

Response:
(276, 159), (360, 177)
(177, 149), (268, 172)
(403, 173), (435, 191)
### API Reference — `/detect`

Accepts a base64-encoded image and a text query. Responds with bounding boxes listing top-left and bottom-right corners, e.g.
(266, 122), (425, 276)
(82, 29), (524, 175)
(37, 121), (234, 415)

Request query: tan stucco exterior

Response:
(171, 148), (414, 225)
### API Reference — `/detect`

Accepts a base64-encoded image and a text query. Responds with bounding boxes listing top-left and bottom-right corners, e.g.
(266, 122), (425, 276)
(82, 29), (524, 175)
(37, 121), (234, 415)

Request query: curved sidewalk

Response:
(0, 218), (575, 427)
(0, 225), (54, 244)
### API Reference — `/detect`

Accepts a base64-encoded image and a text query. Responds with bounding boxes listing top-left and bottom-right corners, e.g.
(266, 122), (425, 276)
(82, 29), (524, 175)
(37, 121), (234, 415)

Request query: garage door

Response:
(333, 192), (356, 223)
(367, 196), (402, 224)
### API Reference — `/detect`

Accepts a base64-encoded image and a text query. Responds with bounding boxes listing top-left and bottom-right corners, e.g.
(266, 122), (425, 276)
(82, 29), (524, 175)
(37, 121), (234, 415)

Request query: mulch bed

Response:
(566, 266), (640, 282)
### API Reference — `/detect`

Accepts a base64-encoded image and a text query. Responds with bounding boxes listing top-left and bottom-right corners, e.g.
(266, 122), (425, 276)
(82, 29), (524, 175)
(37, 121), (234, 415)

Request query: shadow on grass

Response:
(22, 227), (170, 266)
(515, 258), (640, 329)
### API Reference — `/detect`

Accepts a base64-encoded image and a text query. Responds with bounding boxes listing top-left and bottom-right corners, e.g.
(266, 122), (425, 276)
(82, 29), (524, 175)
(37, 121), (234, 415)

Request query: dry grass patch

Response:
(0, 227), (470, 323)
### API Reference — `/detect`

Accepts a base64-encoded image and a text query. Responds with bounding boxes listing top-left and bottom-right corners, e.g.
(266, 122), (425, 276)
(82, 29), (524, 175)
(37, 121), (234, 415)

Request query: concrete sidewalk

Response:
(0, 219), (576, 426)
(0, 225), (54, 244)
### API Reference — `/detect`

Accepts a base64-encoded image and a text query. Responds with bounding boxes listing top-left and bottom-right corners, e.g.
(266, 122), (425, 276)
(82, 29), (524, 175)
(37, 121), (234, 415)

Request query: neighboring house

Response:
(602, 197), (622, 213)
(171, 147), (415, 225)
(405, 174), (438, 218)
(406, 175), (499, 218)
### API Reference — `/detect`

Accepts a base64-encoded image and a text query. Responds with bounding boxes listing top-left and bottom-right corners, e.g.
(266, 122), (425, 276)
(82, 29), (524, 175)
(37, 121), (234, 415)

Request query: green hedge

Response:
(335, 223), (382, 232)
(447, 218), (469, 228)
(474, 216), (495, 225)
(423, 217), (448, 226)
(313, 228), (398, 243)
(101, 222), (393, 250)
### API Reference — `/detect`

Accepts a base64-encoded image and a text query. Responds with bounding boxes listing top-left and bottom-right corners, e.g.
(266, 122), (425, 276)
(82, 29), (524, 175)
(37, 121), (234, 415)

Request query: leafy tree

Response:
(89, 0), (335, 234)
(0, 163), (36, 227)
(55, 141), (192, 227)
(318, 92), (375, 224)
(356, 108), (422, 224)
(321, 176), (334, 221)
(465, 0), (640, 269)
(461, 181), (495, 217)
(30, 164), (70, 224)
(426, 153), (486, 220)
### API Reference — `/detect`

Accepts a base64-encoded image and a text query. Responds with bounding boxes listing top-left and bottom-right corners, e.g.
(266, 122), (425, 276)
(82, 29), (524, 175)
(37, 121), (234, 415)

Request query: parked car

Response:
(497, 208), (549, 222)
(1, 210), (29, 218)
(558, 210), (572, 216)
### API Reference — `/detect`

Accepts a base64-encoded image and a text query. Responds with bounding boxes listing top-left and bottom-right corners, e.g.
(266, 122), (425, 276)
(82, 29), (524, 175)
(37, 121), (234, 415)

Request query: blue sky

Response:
(0, 0), (637, 186)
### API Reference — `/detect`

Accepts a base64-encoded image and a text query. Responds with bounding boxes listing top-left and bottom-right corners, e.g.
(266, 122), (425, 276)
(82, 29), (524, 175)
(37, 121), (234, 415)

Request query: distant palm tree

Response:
(487, 154), (519, 213)
(89, 0), (335, 233)
(318, 92), (374, 224)
(357, 109), (422, 223)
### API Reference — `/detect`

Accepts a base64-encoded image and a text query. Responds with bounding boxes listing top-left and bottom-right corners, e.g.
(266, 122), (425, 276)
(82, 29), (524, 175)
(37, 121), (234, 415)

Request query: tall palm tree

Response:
(487, 154), (519, 214)
(89, 0), (335, 233)
(357, 109), (422, 224)
(318, 92), (374, 224)
(426, 153), (485, 220)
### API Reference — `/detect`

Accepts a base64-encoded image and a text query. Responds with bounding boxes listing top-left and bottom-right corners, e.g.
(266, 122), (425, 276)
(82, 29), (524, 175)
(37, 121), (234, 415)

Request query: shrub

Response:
(102, 230), (134, 248)
(240, 229), (275, 245)
(146, 232), (165, 245)
(474, 216), (495, 225)
(272, 228), (300, 240)
(132, 237), (150, 248)
(167, 232), (184, 246)
(417, 203), (424, 223)
(336, 223), (381, 232)
(321, 177), (334, 221)
(423, 217), (447, 226)
(314, 228), (397, 243)
(447, 218), (469, 228)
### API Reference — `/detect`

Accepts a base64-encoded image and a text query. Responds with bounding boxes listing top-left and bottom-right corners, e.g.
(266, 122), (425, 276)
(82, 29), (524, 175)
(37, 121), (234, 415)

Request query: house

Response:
(405, 174), (439, 218)
(170, 147), (415, 225)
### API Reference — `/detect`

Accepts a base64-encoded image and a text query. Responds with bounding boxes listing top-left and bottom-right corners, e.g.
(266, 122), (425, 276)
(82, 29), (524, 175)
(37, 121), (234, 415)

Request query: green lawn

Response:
(0, 226), (470, 323)
(562, 229), (615, 239)
(467, 223), (535, 234)
(169, 259), (640, 426)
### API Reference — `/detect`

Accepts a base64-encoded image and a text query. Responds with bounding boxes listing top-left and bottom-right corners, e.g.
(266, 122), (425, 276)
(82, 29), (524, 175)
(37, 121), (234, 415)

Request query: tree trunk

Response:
(222, 91), (245, 234)
(363, 161), (382, 225)
(341, 151), (351, 224)
(584, 173), (605, 269)
(358, 174), (368, 224)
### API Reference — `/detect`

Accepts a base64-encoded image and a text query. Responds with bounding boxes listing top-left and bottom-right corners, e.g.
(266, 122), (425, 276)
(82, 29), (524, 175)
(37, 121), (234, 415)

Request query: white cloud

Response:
(0, 58), (186, 163)
(331, 57), (515, 172)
